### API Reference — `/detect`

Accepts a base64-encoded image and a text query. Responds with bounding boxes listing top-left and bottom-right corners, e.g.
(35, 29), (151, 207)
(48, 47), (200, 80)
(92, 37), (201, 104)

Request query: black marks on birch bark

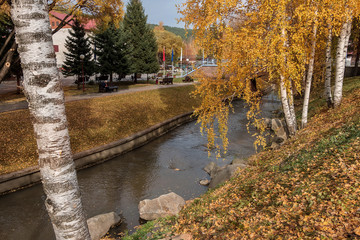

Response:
(16, 32), (52, 44)
(22, 62), (57, 70)
(17, 12), (45, 20)
(12, 0), (46, 6)
(29, 74), (51, 87)
(13, 20), (30, 28)
(47, 81), (62, 93)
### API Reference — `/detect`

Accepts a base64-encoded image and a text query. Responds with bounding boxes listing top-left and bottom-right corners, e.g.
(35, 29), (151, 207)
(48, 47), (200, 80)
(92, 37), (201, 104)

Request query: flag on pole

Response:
(171, 48), (174, 62)
(180, 48), (183, 62)
(163, 47), (165, 62)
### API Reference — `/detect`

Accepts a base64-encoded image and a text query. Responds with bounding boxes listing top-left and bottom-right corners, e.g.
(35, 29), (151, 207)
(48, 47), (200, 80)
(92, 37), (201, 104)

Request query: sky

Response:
(123, 0), (187, 28)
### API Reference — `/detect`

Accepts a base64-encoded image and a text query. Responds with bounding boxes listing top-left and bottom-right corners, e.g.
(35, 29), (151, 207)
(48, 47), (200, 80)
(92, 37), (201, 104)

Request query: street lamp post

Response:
(80, 54), (85, 92)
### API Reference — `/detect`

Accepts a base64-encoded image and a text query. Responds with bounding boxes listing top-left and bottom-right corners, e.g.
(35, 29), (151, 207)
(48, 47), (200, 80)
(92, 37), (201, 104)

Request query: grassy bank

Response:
(122, 77), (360, 239)
(0, 85), (199, 174)
(0, 81), (154, 103)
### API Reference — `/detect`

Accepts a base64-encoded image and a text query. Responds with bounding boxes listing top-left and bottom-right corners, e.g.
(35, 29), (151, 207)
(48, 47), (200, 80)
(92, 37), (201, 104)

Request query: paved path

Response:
(0, 80), (195, 113)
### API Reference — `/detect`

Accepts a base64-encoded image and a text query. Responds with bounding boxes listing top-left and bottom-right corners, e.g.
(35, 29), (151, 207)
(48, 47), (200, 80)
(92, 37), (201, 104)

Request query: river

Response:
(0, 93), (280, 240)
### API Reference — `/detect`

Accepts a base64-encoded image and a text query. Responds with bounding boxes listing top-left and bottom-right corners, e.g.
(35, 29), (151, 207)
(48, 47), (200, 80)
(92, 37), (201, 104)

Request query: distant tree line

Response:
(62, 0), (159, 84)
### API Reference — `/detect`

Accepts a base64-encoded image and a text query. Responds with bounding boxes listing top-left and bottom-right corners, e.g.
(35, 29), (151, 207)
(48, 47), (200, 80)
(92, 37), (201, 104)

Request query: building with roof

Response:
(49, 11), (96, 68)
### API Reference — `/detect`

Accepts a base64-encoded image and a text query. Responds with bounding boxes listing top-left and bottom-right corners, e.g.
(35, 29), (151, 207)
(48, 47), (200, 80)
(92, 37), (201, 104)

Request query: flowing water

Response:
(0, 93), (280, 240)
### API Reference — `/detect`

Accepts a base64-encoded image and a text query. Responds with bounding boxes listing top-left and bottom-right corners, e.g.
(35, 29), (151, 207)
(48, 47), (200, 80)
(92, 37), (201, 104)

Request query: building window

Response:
(54, 45), (59, 52)
(51, 22), (55, 27)
(56, 22), (59, 26)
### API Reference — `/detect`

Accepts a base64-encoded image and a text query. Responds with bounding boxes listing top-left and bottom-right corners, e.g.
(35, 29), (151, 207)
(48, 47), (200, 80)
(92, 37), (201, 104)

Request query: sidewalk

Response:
(0, 80), (195, 113)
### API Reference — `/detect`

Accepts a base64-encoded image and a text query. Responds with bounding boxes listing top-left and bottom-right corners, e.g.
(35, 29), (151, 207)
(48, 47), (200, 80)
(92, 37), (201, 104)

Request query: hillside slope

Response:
(121, 76), (360, 240)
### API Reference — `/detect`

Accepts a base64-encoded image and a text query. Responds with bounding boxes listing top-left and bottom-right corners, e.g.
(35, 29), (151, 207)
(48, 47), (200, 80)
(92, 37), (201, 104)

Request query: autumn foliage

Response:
(178, 0), (360, 154)
(173, 77), (360, 239)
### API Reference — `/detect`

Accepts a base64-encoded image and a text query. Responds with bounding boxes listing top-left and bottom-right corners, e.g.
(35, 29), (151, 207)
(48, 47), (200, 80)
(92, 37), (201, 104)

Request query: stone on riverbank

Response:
(263, 118), (289, 148)
(199, 179), (210, 186)
(207, 163), (247, 189)
(203, 162), (220, 178)
(87, 212), (121, 240)
(139, 192), (185, 220)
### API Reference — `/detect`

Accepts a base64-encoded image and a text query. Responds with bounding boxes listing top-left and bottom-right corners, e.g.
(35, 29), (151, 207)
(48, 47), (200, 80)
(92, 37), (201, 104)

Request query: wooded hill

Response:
(148, 24), (193, 40)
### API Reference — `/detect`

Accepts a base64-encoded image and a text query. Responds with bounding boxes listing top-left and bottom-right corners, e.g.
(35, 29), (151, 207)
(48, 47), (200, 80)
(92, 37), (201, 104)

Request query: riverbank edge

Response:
(0, 111), (195, 195)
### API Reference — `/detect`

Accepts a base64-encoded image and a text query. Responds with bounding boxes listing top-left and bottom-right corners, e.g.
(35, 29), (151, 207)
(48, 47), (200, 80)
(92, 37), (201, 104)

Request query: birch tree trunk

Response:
(324, 26), (333, 108)
(10, 0), (91, 239)
(288, 82), (297, 130)
(279, 27), (296, 136)
(301, 19), (318, 128)
(334, 18), (352, 107)
(280, 76), (296, 136)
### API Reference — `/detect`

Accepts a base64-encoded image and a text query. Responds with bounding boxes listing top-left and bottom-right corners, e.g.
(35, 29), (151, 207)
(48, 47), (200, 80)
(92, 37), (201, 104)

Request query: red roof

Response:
(49, 11), (97, 30)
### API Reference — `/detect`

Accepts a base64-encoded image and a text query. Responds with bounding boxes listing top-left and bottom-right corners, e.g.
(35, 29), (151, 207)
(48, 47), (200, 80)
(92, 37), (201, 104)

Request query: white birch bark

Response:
(288, 82), (297, 131)
(334, 18), (352, 107)
(279, 27), (296, 136)
(301, 18), (318, 129)
(280, 75), (296, 136)
(10, 0), (91, 239)
(324, 26), (333, 108)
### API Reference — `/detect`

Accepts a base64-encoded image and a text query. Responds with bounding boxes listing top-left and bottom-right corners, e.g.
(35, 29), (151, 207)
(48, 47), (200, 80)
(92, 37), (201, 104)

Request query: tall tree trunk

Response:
(301, 19), (318, 128)
(279, 27), (296, 136)
(324, 26), (333, 108)
(334, 18), (352, 107)
(10, 0), (91, 239)
(134, 72), (138, 83)
(280, 76), (297, 136)
(353, 39), (360, 76)
(289, 81), (297, 130)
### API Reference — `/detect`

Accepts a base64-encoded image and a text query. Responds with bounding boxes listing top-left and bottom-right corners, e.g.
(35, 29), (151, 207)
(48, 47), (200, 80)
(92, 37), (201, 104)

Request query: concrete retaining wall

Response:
(0, 112), (194, 195)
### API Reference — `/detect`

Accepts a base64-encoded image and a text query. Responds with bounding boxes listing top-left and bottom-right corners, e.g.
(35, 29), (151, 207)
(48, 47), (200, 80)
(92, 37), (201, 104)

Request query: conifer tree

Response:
(144, 28), (160, 78)
(62, 19), (94, 88)
(123, 0), (159, 83)
(94, 23), (130, 82)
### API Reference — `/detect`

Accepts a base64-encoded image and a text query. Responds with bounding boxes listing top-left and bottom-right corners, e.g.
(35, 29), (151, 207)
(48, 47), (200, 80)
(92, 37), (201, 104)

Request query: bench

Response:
(99, 82), (119, 92)
(159, 77), (173, 85)
(156, 73), (163, 78)
(182, 76), (193, 82)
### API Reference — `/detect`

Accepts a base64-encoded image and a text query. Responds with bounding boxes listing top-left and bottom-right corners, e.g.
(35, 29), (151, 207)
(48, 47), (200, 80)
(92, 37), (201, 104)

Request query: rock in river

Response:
(139, 192), (185, 221)
(87, 212), (121, 240)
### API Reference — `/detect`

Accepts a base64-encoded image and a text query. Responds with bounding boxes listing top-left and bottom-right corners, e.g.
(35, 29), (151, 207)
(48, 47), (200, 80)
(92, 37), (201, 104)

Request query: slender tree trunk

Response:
(353, 39), (360, 76)
(16, 70), (21, 94)
(334, 18), (352, 107)
(280, 76), (296, 136)
(0, 42), (17, 84)
(10, 0), (91, 239)
(301, 19), (318, 128)
(289, 81), (297, 130)
(324, 26), (333, 108)
(134, 72), (138, 83)
(279, 27), (296, 136)
(0, 29), (15, 58)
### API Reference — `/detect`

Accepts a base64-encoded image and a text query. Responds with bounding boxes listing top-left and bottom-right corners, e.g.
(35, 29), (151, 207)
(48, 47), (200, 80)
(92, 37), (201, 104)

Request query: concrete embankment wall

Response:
(0, 112), (195, 195)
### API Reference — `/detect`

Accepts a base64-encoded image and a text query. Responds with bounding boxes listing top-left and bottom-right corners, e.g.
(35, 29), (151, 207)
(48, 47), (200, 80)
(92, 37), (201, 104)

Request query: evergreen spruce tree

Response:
(62, 20), (94, 89)
(123, 0), (159, 83)
(144, 29), (160, 81)
(94, 23), (130, 82)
